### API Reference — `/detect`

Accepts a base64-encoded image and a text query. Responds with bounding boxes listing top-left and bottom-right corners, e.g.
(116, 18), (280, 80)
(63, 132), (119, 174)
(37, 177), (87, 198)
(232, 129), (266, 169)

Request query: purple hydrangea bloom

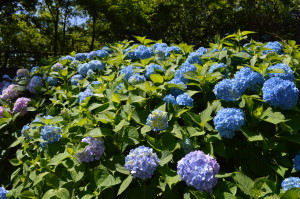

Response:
(125, 146), (159, 179)
(233, 67), (264, 91)
(267, 63), (295, 82)
(79, 88), (93, 103)
(0, 187), (8, 199)
(0, 81), (11, 94)
(134, 45), (153, 60)
(88, 60), (105, 71)
(120, 65), (135, 80)
(128, 73), (146, 84)
(16, 69), (29, 77)
(293, 152), (300, 171)
(47, 77), (58, 86)
(213, 79), (245, 102)
(13, 97), (31, 116)
(2, 74), (12, 81)
(281, 177), (300, 191)
(163, 94), (177, 105)
(0, 106), (4, 118)
(145, 64), (165, 79)
(40, 125), (62, 148)
(176, 93), (193, 106)
(51, 63), (64, 71)
(262, 77), (299, 110)
(27, 76), (44, 94)
(177, 150), (220, 193)
(77, 136), (105, 163)
(70, 74), (84, 85)
(213, 108), (245, 138)
(0, 84), (21, 100)
(263, 41), (283, 54)
(96, 49), (109, 57)
(146, 109), (168, 131)
(75, 53), (88, 61)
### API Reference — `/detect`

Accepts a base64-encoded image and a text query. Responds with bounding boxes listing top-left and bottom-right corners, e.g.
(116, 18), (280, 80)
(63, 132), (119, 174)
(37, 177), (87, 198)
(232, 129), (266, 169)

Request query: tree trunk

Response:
(90, 14), (97, 51)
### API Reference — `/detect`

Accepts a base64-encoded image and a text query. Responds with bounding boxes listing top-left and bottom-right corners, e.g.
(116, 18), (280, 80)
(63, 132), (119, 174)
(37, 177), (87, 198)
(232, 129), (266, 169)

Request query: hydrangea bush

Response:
(1, 32), (300, 198)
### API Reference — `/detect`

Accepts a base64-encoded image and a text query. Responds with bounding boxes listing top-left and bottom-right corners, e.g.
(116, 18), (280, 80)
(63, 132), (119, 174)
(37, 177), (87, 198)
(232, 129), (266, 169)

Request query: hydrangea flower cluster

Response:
(27, 76), (44, 94)
(233, 67), (264, 91)
(293, 152), (300, 171)
(267, 63), (295, 81)
(262, 77), (299, 110)
(168, 78), (187, 97)
(163, 94), (177, 105)
(13, 97), (31, 116)
(0, 106), (4, 118)
(0, 81), (11, 93)
(16, 69), (29, 77)
(281, 177), (300, 191)
(40, 125), (62, 148)
(47, 76), (58, 86)
(21, 123), (31, 139)
(77, 60), (106, 76)
(0, 187), (8, 199)
(0, 84), (21, 100)
(30, 66), (39, 73)
(174, 63), (197, 83)
(176, 93), (193, 106)
(145, 64), (165, 79)
(120, 65), (135, 80)
(146, 109), (168, 131)
(186, 52), (203, 65)
(195, 47), (208, 55)
(77, 136), (105, 163)
(128, 73), (146, 84)
(263, 41), (283, 54)
(87, 51), (98, 59)
(75, 53), (88, 61)
(208, 63), (228, 76)
(124, 46), (136, 60)
(70, 74), (84, 85)
(59, 55), (75, 61)
(51, 63), (64, 71)
(213, 108), (245, 138)
(177, 150), (220, 193)
(134, 45), (153, 60)
(124, 146), (159, 179)
(78, 88), (93, 103)
(70, 60), (81, 68)
(96, 49), (110, 57)
(213, 79), (244, 102)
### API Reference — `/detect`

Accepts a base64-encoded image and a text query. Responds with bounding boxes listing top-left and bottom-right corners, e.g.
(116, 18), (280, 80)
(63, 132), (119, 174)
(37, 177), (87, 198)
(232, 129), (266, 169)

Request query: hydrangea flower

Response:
(70, 60), (81, 68)
(96, 49), (109, 57)
(51, 63), (64, 71)
(0, 84), (21, 100)
(87, 51), (98, 59)
(195, 47), (208, 56)
(124, 47), (136, 60)
(176, 93), (193, 106)
(233, 67), (264, 91)
(208, 63), (228, 77)
(0, 187), (8, 199)
(101, 46), (112, 54)
(213, 108), (245, 138)
(16, 69), (29, 77)
(262, 77), (299, 110)
(163, 94), (177, 105)
(27, 76), (44, 94)
(168, 78), (187, 97)
(47, 76), (58, 86)
(293, 152), (300, 171)
(263, 41), (283, 54)
(145, 64), (165, 79)
(267, 63), (295, 82)
(164, 46), (182, 56)
(146, 109), (168, 131)
(2, 74), (12, 81)
(134, 45), (153, 60)
(79, 88), (93, 103)
(30, 66), (39, 73)
(59, 55), (74, 61)
(88, 60), (105, 71)
(213, 79), (244, 102)
(128, 73), (146, 84)
(120, 65), (135, 80)
(125, 146), (159, 179)
(70, 74), (84, 85)
(87, 69), (94, 77)
(40, 125), (62, 148)
(78, 63), (89, 76)
(175, 63), (197, 83)
(153, 43), (168, 51)
(0, 81), (11, 94)
(177, 150), (220, 193)
(75, 53), (88, 61)
(13, 97), (31, 116)
(21, 123), (31, 139)
(77, 136), (105, 163)
(186, 52), (203, 65)
(0, 106), (4, 118)
(281, 177), (300, 191)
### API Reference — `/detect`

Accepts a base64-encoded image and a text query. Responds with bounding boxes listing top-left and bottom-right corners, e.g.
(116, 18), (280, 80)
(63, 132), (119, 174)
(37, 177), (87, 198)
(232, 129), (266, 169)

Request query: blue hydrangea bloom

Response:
(96, 49), (109, 57)
(145, 64), (165, 79)
(27, 76), (44, 94)
(78, 63), (89, 76)
(153, 43), (168, 50)
(153, 43), (168, 59)
(262, 77), (299, 110)
(195, 47), (208, 56)
(120, 65), (135, 80)
(87, 51), (98, 59)
(102, 46), (112, 54)
(186, 52), (203, 65)
(263, 41), (283, 54)
(176, 93), (193, 106)
(281, 177), (300, 191)
(175, 63), (197, 83)
(70, 74), (84, 85)
(177, 150), (220, 193)
(146, 109), (168, 131)
(40, 125), (62, 148)
(89, 60), (105, 71)
(128, 73), (146, 84)
(213, 108), (245, 138)
(213, 79), (245, 101)
(125, 146), (159, 179)
(124, 47), (136, 60)
(47, 77), (58, 86)
(163, 94), (177, 105)
(233, 67), (264, 91)
(79, 88), (93, 103)
(164, 46), (183, 56)
(59, 55), (74, 61)
(115, 83), (125, 93)
(70, 60), (81, 68)
(30, 66), (39, 73)
(75, 53), (88, 61)
(267, 63), (295, 81)
(293, 152), (300, 171)
(77, 136), (105, 163)
(134, 45), (153, 60)
(87, 69), (94, 77)
(208, 63), (228, 77)
(168, 78), (187, 97)
(21, 123), (31, 139)
(0, 187), (8, 199)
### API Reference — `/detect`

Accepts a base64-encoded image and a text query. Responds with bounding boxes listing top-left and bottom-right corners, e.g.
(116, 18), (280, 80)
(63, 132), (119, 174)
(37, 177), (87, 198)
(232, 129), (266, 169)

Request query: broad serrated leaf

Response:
(117, 175), (133, 196)
(150, 74), (164, 83)
(261, 107), (288, 124)
(48, 152), (71, 166)
(160, 151), (173, 166)
(232, 173), (254, 196)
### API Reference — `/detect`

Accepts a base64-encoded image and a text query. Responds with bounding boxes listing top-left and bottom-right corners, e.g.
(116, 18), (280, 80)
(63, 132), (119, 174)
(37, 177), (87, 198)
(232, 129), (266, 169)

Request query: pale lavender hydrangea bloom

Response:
(16, 69), (29, 77)
(0, 106), (4, 118)
(27, 76), (44, 94)
(177, 150), (220, 193)
(51, 63), (64, 71)
(13, 97), (31, 116)
(77, 136), (105, 163)
(0, 84), (21, 100)
(146, 109), (168, 131)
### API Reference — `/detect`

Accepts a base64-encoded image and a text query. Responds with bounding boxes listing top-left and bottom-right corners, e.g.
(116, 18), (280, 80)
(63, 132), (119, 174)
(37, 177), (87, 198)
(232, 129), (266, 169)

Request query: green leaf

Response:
(112, 93), (121, 103)
(42, 188), (70, 199)
(159, 151), (173, 166)
(150, 74), (164, 83)
(233, 52), (251, 59)
(33, 172), (49, 186)
(117, 175), (133, 196)
(94, 165), (121, 189)
(158, 166), (181, 189)
(19, 190), (37, 198)
(232, 173), (254, 196)
(281, 188), (300, 199)
(240, 127), (263, 141)
(48, 152), (71, 166)
(261, 107), (288, 124)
